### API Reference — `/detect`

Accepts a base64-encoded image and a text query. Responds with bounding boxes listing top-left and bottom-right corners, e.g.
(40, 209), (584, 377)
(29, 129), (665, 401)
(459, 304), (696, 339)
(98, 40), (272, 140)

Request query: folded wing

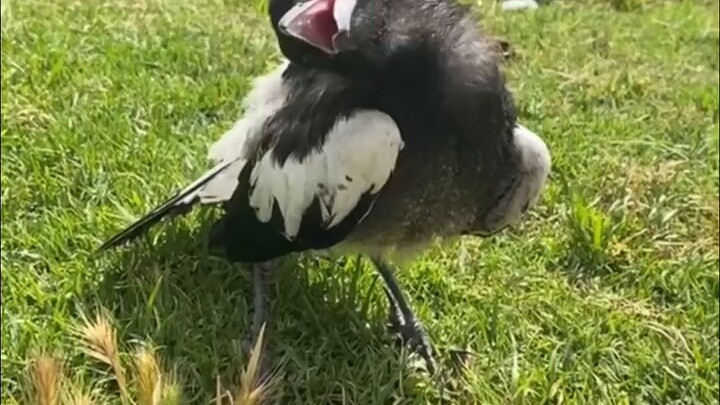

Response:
(99, 61), (404, 263)
(209, 109), (403, 262)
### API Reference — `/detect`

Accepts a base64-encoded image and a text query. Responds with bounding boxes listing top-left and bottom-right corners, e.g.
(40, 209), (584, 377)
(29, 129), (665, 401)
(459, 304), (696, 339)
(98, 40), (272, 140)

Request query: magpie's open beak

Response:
(278, 0), (356, 55)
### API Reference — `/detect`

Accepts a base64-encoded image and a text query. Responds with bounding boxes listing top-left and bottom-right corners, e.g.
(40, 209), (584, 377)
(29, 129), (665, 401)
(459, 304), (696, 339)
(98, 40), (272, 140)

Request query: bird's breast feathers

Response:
(198, 62), (404, 242)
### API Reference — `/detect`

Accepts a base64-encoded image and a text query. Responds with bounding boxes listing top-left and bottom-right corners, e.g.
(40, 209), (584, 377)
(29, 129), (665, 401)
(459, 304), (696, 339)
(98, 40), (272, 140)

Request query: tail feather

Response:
(98, 159), (238, 251)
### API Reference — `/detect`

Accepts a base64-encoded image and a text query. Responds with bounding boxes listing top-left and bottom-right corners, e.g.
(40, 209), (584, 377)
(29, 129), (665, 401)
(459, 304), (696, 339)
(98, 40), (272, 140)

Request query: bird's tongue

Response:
(280, 0), (339, 54)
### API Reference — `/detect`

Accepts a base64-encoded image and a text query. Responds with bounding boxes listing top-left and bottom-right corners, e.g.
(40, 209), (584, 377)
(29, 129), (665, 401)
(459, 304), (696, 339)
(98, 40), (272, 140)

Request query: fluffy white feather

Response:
(483, 124), (551, 231)
(197, 62), (290, 203)
(249, 110), (403, 239)
(513, 124), (551, 208)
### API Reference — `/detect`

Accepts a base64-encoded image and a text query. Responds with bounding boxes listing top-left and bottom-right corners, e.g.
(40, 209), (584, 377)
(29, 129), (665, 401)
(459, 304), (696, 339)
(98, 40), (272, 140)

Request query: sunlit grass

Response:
(2, 0), (718, 403)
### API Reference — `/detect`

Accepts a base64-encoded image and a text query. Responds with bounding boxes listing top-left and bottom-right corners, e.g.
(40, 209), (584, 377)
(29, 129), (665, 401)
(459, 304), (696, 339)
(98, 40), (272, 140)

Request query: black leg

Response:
(242, 260), (275, 381)
(370, 256), (437, 374)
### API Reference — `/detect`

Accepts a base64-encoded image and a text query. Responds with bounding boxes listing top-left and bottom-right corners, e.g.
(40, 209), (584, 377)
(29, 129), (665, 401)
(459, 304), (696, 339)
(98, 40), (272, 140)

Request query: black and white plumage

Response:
(100, 0), (551, 376)
(101, 63), (404, 262)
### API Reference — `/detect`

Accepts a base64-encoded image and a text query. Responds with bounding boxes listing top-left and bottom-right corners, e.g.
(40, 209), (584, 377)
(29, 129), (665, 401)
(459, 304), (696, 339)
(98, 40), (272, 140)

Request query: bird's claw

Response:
(383, 288), (437, 374)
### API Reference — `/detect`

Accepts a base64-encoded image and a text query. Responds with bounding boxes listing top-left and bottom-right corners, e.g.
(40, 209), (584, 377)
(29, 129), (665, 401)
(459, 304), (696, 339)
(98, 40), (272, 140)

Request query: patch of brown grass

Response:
(19, 310), (279, 405)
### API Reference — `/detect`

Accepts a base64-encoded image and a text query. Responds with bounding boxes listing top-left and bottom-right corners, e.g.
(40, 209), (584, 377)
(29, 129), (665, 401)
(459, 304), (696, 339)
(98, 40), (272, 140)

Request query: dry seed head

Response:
(233, 324), (277, 405)
(26, 352), (63, 405)
(73, 310), (130, 402)
(74, 312), (119, 366)
(134, 346), (162, 405)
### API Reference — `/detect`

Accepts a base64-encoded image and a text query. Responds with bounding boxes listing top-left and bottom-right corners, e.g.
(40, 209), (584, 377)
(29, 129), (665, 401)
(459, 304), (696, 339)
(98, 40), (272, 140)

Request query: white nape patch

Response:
(514, 124), (551, 199)
(198, 62), (290, 204)
(333, 0), (357, 32)
(484, 124), (551, 231)
(249, 110), (403, 239)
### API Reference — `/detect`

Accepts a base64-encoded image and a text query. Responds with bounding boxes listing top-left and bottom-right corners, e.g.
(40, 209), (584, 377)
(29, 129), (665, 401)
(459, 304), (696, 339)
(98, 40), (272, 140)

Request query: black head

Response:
(269, 0), (387, 75)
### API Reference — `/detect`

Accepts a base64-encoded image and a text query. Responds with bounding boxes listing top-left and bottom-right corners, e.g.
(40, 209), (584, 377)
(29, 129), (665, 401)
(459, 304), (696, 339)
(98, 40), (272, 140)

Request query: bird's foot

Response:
(384, 288), (437, 374)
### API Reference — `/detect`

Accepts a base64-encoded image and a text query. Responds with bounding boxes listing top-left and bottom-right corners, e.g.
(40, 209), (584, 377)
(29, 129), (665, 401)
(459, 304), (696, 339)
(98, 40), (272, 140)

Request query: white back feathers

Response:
(249, 110), (403, 239)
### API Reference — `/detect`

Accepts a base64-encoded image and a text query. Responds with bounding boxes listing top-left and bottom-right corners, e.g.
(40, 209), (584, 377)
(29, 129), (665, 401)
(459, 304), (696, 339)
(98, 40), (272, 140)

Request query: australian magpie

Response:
(99, 0), (551, 376)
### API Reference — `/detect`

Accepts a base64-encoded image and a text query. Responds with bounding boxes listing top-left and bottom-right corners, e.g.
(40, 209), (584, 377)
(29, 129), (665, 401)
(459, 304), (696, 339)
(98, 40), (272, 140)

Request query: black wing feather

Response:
(98, 159), (237, 251)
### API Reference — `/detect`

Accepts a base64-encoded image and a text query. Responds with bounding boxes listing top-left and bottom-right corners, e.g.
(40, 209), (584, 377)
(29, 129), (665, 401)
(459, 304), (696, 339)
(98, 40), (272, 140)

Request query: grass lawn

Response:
(2, 0), (718, 403)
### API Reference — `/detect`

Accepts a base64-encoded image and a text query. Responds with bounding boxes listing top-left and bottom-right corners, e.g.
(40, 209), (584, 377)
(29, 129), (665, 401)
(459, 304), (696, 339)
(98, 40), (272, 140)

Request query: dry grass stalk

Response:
(26, 352), (63, 405)
(74, 311), (131, 404)
(233, 324), (276, 405)
(216, 376), (224, 405)
(23, 312), (280, 405)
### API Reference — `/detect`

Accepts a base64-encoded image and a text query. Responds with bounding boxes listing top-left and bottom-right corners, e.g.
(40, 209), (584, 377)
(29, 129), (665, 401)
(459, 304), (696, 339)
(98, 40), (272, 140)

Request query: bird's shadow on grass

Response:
(87, 211), (428, 403)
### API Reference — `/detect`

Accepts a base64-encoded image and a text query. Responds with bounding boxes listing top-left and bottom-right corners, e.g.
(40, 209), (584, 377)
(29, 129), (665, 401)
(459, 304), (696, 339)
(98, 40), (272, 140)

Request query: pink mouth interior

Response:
(291, 0), (339, 53)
